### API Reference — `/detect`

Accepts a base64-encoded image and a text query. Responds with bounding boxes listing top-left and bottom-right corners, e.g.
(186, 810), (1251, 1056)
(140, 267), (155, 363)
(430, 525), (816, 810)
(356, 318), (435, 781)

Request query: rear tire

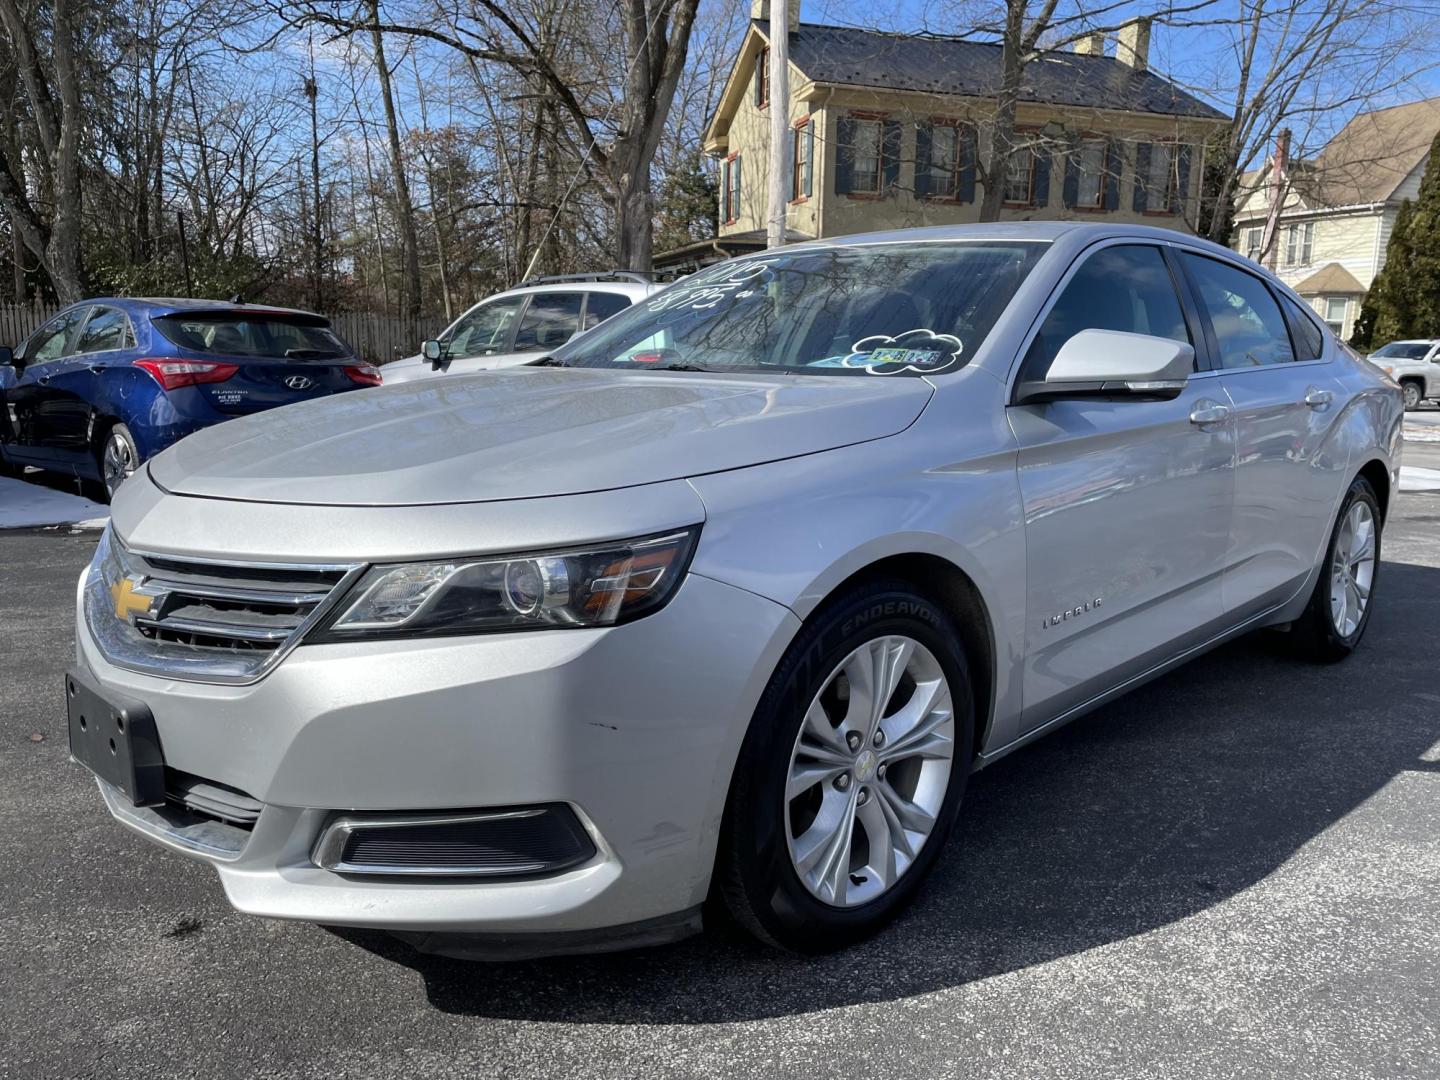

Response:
(1288, 476), (1381, 662)
(716, 580), (974, 952)
(1401, 380), (1423, 411)
(97, 422), (139, 503)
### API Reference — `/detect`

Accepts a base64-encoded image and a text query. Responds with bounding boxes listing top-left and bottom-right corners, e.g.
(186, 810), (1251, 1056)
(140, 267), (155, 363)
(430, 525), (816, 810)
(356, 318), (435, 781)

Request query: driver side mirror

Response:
(1016, 329), (1194, 405)
(0, 346), (13, 368)
(421, 339), (446, 368)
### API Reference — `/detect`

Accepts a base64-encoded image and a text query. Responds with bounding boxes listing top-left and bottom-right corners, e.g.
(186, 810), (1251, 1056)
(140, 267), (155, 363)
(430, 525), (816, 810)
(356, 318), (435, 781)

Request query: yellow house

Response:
(1230, 98), (1440, 340)
(691, 2), (1226, 262)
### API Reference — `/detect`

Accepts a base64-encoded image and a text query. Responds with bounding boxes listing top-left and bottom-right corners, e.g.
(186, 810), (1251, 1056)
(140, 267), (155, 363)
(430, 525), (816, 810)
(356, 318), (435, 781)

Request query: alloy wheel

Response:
(1329, 500), (1377, 637)
(103, 432), (135, 497)
(784, 635), (956, 908)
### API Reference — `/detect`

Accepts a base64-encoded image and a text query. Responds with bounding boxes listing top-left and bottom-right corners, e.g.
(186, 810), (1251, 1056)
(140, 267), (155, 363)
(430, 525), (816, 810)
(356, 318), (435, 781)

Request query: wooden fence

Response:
(0, 303), (437, 366)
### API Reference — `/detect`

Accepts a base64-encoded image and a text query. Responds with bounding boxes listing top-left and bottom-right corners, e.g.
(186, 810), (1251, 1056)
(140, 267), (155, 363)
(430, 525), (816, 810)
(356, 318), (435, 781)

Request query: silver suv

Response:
(381, 273), (662, 384)
(1366, 339), (1440, 410)
(69, 224), (1400, 958)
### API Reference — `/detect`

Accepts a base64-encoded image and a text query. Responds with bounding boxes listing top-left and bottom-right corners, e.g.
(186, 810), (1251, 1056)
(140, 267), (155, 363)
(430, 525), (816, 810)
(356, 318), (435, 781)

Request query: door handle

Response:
(1302, 387), (1333, 409)
(1189, 402), (1230, 426)
(89, 365), (104, 374)
(37, 375), (50, 385)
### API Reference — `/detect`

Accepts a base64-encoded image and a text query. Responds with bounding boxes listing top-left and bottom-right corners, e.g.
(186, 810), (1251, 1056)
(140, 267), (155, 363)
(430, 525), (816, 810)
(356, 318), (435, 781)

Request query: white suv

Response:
(382, 274), (662, 384)
(1366, 339), (1440, 410)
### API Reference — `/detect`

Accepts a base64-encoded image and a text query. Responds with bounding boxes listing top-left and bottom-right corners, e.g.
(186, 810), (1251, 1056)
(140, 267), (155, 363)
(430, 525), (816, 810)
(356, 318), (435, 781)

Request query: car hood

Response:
(148, 368), (934, 506)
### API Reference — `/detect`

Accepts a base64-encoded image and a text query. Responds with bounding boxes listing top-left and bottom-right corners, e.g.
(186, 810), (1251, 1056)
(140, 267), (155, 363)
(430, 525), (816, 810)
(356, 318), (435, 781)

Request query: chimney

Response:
(1073, 32), (1106, 57)
(751, 0), (800, 32)
(1116, 18), (1151, 71)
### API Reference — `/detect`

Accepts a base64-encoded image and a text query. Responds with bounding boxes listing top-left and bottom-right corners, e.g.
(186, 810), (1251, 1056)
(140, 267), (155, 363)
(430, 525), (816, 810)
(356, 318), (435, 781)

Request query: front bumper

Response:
(75, 570), (800, 939)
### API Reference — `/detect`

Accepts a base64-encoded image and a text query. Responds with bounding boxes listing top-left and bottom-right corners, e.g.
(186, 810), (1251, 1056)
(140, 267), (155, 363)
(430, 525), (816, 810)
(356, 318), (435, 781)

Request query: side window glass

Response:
(1281, 296), (1324, 361)
(1022, 245), (1191, 382)
(446, 297), (525, 358)
(513, 292), (584, 352)
(75, 307), (133, 354)
(1181, 253), (1295, 368)
(583, 292), (631, 330)
(27, 308), (88, 363)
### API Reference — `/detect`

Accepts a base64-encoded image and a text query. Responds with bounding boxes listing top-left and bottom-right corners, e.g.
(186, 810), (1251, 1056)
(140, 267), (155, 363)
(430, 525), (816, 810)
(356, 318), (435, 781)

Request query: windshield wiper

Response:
(528, 355), (570, 367)
(655, 362), (710, 372)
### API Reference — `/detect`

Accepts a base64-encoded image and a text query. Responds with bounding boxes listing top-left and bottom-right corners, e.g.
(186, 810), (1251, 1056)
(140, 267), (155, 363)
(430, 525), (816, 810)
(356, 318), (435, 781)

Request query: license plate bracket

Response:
(66, 668), (165, 807)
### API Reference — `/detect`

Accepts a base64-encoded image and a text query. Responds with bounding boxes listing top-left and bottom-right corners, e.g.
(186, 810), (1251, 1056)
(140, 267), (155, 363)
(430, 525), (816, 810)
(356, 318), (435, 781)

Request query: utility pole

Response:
(765, 0), (791, 249)
(304, 42), (324, 312)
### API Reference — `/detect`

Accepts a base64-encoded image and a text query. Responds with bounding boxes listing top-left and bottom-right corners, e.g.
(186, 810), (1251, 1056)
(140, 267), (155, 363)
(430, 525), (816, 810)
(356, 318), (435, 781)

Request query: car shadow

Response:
(330, 559), (1440, 1024)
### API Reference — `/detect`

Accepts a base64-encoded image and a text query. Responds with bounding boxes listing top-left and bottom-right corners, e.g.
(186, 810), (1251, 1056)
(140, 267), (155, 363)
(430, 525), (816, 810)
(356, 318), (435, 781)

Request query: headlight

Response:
(308, 528), (700, 641)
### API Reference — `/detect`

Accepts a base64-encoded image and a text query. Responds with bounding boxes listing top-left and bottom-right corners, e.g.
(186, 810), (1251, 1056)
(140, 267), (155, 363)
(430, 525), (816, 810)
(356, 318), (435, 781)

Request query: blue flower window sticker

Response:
(840, 328), (965, 375)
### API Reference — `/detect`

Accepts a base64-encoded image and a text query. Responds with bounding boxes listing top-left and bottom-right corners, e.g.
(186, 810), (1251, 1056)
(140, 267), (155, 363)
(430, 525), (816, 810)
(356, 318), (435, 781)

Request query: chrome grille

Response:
(84, 528), (362, 684)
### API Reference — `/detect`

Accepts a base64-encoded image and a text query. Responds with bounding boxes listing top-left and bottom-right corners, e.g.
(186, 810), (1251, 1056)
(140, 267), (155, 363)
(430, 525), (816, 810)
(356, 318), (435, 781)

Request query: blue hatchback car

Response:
(0, 298), (381, 500)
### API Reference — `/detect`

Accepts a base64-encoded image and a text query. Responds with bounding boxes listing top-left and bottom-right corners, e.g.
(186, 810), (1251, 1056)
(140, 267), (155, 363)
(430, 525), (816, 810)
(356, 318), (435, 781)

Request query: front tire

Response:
(1289, 476), (1381, 662)
(97, 422), (139, 502)
(716, 581), (974, 952)
(1401, 380), (1423, 411)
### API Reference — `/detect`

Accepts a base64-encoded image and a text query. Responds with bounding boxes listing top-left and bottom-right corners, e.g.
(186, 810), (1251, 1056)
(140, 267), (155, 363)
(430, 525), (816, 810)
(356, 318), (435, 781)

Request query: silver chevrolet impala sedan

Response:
(69, 223), (1402, 957)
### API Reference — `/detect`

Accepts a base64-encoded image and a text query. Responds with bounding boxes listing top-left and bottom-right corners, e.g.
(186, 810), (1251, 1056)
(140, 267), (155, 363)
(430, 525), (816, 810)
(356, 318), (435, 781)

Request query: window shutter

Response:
(734, 154), (742, 214)
(1103, 140), (1121, 210)
(1061, 135), (1080, 209)
(1032, 143), (1051, 207)
(835, 117), (855, 194)
(914, 123), (932, 198)
(882, 120), (902, 193)
(959, 127), (976, 204)
(1133, 143), (1152, 212)
(1175, 144), (1192, 213)
(803, 123), (814, 197)
(721, 159), (731, 220)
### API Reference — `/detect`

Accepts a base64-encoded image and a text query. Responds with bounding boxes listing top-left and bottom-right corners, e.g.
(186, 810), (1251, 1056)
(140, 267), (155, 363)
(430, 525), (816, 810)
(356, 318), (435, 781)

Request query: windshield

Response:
(1372, 342), (1431, 360)
(154, 313), (352, 360)
(557, 242), (1046, 376)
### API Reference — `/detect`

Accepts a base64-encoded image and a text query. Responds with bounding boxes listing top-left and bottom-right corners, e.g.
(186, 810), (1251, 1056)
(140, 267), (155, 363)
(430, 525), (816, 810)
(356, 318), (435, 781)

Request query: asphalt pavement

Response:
(2, 486), (1438, 1079)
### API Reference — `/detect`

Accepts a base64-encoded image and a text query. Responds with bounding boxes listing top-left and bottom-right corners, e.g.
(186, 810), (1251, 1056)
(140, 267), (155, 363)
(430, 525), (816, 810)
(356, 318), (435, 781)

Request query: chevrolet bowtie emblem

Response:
(111, 576), (157, 622)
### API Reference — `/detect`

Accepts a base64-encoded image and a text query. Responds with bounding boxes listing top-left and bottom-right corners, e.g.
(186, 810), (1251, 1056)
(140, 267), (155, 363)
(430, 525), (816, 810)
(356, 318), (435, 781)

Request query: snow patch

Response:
(1399, 466), (1440, 494)
(0, 475), (109, 529)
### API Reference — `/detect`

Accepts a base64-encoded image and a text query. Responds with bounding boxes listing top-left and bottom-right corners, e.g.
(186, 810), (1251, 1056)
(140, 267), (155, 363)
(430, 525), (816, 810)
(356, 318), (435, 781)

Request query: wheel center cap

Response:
(854, 748), (878, 783)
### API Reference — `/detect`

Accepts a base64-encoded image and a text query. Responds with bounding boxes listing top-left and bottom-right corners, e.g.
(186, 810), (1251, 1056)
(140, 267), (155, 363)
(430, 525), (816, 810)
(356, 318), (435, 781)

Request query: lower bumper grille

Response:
(313, 805), (596, 878)
(166, 769), (264, 829)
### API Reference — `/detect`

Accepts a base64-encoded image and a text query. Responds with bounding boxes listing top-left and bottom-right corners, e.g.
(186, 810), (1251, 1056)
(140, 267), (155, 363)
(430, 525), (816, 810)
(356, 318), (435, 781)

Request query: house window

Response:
(850, 118), (883, 194)
(754, 47), (769, 108)
(1244, 227), (1263, 260)
(1075, 137), (1108, 208)
(722, 154), (742, 223)
(1323, 296), (1347, 335)
(921, 122), (978, 200)
(1284, 222), (1314, 267)
(791, 119), (813, 201)
(1003, 144), (1036, 205)
(1146, 142), (1177, 209)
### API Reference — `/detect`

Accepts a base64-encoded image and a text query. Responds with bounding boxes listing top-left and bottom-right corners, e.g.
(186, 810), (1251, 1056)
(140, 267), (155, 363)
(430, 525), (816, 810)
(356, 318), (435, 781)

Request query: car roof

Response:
(771, 220), (1245, 260)
(489, 281), (659, 300)
(80, 297), (328, 319)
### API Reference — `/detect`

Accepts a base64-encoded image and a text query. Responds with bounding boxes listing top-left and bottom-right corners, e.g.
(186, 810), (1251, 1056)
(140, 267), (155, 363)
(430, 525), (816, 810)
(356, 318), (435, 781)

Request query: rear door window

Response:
(75, 307), (135, 354)
(513, 292), (584, 352)
(1181, 254), (1295, 368)
(1280, 296), (1325, 361)
(1021, 245), (1192, 382)
(583, 291), (632, 329)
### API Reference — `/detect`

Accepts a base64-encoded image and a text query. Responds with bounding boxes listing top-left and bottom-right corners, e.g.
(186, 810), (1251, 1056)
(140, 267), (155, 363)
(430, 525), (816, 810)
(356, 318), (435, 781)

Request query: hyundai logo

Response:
(284, 375), (315, 390)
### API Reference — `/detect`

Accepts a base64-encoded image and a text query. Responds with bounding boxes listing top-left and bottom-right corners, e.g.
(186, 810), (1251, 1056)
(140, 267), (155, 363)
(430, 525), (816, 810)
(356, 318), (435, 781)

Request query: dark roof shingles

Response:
(768, 22), (1225, 121)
